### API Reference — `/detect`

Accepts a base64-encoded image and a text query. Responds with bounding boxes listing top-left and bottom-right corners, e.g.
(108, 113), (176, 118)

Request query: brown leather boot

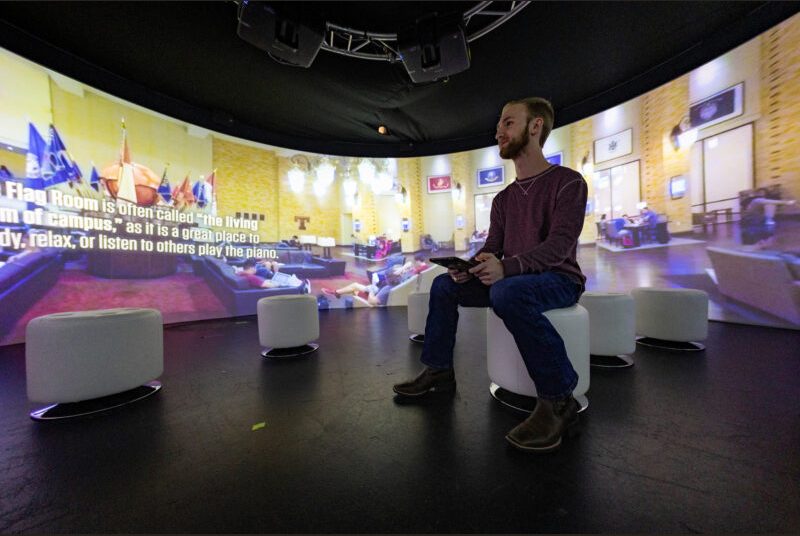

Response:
(392, 366), (456, 397)
(505, 395), (580, 453)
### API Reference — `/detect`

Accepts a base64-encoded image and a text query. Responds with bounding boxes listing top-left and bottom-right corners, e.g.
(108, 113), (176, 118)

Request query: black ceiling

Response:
(1, 1), (798, 157)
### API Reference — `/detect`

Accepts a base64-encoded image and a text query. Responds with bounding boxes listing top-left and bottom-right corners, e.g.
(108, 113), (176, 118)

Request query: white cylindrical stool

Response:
(487, 304), (590, 413)
(257, 294), (319, 358)
(579, 291), (636, 368)
(26, 308), (163, 421)
(407, 292), (428, 343)
(631, 287), (708, 351)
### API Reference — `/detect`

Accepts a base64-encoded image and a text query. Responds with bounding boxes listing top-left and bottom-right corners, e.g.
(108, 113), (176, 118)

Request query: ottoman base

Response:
(30, 381), (161, 421)
(261, 343), (319, 359)
(636, 336), (705, 351)
(489, 382), (588, 414)
(590, 354), (635, 369)
(408, 334), (425, 344)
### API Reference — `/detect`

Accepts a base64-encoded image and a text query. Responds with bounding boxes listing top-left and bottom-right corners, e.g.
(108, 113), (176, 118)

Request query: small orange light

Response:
(377, 125), (388, 135)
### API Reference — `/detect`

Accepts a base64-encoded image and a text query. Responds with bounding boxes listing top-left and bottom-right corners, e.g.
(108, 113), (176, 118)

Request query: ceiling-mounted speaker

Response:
(237, 1), (324, 68)
(398, 12), (471, 84)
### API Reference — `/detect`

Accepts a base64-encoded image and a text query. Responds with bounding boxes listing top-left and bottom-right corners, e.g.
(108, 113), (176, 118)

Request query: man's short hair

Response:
(243, 258), (257, 269)
(507, 97), (554, 148)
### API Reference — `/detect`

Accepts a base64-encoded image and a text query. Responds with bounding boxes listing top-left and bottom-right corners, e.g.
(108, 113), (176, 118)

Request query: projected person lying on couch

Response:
(237, 259), (309, 291)
(321, 254), (428, 307)
(321, 271), (402, 307)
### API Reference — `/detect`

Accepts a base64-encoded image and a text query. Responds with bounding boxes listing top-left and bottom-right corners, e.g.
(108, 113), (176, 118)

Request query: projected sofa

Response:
(274, 249), (345, 279)
(198, 256), (306, 316)
(0, 249), (64, 338)
(211, 246), (345, 279)
(706, 246), (800, 326)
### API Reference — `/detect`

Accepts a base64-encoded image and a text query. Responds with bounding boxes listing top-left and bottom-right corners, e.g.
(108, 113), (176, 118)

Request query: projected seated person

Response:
(397, 253), (429, 280)
(238, 258), (308, 290)
(638, 206), (658, 242)
(321, 271), (402, 307)
(639, 207), (657, 228)
(741, 197), (797, 248)
(253, 259), (283, 279)
(421, 234), (439, 252)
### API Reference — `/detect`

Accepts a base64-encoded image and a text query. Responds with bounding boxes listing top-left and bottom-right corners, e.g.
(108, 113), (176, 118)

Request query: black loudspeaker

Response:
(398, 12), (471, 83)
(237, 1), (324, 68)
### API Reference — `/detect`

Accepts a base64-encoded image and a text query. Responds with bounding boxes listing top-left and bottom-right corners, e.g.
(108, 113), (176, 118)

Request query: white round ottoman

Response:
(487, 304), (590, 413)
(26, 308), (163, 421)
(257, 294), (319, 358)
(631, 287), (708, 351)
(579, 291), (636, 368)
(407, 292), (428, 343)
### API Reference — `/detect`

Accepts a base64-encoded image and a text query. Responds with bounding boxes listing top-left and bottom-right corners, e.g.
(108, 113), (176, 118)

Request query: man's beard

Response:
(499, 119), (531, 159)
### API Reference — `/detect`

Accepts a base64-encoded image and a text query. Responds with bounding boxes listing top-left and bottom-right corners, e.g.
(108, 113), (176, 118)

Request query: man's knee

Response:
(490, 278), (526, 317)
(430, 273), (458, 297)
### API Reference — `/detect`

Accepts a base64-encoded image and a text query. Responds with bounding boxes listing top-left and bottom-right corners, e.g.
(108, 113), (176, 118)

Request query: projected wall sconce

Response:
(580, 152), (594, 176)
(452, 182), (463, 201)
(401, 217), (411, 232)
(394, 186), (408, 204)
(670, 116), (697, 151)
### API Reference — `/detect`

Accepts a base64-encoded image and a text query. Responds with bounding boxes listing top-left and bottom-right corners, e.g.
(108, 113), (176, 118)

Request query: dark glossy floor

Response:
(1, 307), (799, 533)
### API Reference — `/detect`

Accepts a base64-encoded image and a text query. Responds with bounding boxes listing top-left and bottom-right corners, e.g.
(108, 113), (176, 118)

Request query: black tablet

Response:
(429, 256), (479, 272)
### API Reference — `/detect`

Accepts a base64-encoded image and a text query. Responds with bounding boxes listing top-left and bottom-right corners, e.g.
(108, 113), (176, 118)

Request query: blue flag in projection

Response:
(40, 125), (72, 186)
(89, 166), (100, 191)
(192, 180), (208, 207)
(26, 123), (47, 180)
(71, 161), (83, 183)
(158, 168), (171, 203)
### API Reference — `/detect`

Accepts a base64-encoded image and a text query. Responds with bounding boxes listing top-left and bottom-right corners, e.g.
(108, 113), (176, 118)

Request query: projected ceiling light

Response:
(358, 158), (376, 184)
(343, 177), (357, 197)
(313, 178), (327, 197)
(375, 169), (394, 192)
(288, 167), (305, 193)
(377, 125), (388, 135)
(315, 158), (335, 187)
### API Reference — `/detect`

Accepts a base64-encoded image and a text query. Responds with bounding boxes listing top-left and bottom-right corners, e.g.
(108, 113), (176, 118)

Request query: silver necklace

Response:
(515, 165), (555, 196)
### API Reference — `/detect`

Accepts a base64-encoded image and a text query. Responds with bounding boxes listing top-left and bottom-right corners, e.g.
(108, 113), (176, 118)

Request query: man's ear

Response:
(529, 117), (541, 138)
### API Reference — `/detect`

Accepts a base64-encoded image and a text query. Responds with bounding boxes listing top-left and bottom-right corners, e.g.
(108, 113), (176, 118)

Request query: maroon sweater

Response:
(475, 165), (588, 286)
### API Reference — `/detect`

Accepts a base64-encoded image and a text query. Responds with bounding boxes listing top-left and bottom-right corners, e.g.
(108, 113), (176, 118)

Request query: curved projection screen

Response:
(2, 13), (800, 345)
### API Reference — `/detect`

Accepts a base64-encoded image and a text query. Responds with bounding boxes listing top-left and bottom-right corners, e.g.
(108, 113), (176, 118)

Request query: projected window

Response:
(593, 160), (640, 219)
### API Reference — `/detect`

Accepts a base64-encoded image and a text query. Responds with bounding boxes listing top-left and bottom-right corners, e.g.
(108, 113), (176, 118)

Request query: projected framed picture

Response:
(670, 175), (687, 199)
(545, 152), (563, 166)
(477, 166), (504, 188)
(594, 128), (632, 165)
(689, 82), (744, 130)
(427, 175), (452, 193)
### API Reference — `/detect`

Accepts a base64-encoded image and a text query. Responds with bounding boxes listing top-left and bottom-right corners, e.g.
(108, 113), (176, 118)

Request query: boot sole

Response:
(505, 418), (580, 453)
(393, 382), (456, 397)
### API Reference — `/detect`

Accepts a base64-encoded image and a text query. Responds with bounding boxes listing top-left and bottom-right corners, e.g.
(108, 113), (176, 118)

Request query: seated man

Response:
(237, 258), (308, 290)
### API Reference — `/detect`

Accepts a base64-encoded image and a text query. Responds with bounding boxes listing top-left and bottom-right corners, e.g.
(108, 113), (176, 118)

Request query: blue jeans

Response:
(420, 271), (582, 400)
